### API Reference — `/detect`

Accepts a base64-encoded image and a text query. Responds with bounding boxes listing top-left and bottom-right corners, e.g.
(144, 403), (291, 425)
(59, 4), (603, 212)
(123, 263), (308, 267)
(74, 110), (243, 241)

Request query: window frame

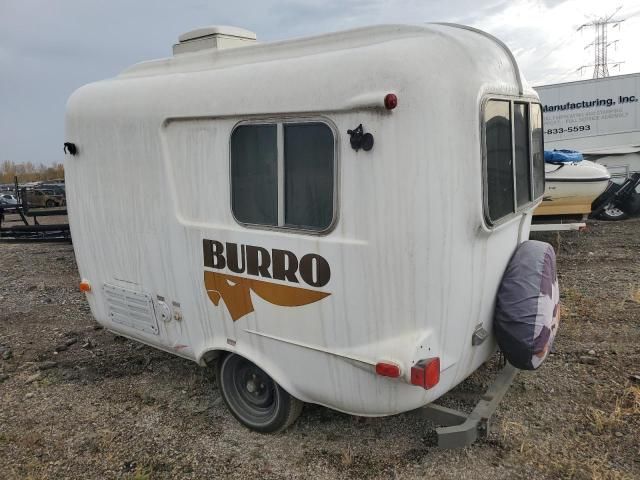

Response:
(229, 117), (339, 235)
(481, 96), (545, 228)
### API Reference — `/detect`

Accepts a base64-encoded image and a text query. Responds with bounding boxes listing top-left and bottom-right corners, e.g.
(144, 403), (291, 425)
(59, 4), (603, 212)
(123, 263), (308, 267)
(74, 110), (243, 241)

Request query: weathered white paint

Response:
(65, 24), (540, 416)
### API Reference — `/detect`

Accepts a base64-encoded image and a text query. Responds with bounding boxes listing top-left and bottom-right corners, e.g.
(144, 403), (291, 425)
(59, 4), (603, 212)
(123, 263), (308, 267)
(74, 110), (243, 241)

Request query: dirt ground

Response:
(1, 217), (639, 479)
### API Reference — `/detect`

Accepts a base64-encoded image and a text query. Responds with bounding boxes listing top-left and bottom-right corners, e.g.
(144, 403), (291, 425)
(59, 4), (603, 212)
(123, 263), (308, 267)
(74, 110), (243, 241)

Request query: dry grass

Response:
(560, 286), (601, 323)
(494, 384), (640, 480)
(587, 385), (639, 434)
(621, 385), (640, 415)
(588, 455), (635, 480)
(628, 285), (640, 304)
(341, 445), (354, 466)
(499, 421), (528, 452)
(17, 431), (43, 449)
(132, 465), (152, 480)
(587, 406), (622, 434)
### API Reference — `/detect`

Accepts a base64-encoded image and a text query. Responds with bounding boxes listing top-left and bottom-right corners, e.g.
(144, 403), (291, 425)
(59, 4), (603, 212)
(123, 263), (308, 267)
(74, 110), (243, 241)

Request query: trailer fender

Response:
(196, 344), (315, 404)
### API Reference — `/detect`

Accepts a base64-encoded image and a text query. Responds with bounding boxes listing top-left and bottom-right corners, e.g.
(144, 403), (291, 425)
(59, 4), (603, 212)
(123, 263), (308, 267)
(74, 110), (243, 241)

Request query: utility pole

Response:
(577, 7), (625, 78)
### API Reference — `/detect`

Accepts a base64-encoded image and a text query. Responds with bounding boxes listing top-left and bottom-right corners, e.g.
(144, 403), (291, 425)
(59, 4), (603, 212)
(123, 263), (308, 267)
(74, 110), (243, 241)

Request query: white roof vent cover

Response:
(173, 25), (257, 55)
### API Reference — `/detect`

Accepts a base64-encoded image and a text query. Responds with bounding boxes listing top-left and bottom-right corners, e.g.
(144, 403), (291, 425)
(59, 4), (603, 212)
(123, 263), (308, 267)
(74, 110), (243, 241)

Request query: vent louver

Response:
(173, 25), (257, 55)
(103, 283), (159, 335)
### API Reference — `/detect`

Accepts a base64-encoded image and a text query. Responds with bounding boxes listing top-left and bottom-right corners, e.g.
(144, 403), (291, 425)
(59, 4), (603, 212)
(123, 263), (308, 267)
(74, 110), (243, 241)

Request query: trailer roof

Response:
(118, 23), (527, 95)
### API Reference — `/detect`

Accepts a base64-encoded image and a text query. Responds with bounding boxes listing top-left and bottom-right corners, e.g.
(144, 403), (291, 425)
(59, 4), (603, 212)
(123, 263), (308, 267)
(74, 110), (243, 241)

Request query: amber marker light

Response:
(79, 280), (92, 293)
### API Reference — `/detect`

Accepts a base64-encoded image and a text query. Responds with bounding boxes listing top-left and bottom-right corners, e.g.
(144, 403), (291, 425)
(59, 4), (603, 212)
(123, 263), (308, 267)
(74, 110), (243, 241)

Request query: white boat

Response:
(534, 160), (610, 216)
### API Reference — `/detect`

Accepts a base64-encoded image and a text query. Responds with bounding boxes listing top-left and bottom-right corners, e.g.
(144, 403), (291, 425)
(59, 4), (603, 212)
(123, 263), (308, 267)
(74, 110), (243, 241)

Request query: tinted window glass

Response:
(485, 100), (514, 222)
(231, 124), (278, 226)
(284, 123), (334, 230)
(514, 103), (531, 207)
(531, 104), (545, 198)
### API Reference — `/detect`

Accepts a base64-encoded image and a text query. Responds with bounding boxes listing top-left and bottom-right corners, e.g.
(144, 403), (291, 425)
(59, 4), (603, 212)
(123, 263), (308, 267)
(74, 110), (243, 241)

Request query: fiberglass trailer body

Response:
(65, 24), (548, 433)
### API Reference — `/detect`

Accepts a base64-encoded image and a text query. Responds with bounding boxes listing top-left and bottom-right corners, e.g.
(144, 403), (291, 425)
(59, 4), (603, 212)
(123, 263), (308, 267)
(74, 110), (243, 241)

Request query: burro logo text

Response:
(202, 240), (331, 321)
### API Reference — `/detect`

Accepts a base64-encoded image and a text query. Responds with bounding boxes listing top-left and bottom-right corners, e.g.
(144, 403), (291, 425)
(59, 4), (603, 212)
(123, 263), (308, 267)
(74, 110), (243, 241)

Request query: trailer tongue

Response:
(414, 360), (518, 448)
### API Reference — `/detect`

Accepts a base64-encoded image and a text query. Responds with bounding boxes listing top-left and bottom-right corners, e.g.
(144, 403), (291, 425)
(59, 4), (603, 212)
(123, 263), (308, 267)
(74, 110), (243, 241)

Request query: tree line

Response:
(0, 161), (64, 184)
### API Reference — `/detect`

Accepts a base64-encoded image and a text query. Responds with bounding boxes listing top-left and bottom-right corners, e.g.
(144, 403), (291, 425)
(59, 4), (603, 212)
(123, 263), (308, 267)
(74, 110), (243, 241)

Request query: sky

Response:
(1, 0), (639, 167)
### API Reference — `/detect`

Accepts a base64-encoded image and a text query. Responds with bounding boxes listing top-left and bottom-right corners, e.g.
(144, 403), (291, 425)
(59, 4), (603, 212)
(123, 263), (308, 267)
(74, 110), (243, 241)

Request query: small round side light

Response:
(79, 280), (92, 293)
(384, 93), (398, 110)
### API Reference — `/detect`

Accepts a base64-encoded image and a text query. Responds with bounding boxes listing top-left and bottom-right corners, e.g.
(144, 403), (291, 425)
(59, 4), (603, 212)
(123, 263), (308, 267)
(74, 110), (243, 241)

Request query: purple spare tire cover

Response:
(494, 240), (560, 370)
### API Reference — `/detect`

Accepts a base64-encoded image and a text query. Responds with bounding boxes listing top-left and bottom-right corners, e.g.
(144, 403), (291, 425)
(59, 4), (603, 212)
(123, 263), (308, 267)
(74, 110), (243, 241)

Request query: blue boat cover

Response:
(544, 149), (583, 164)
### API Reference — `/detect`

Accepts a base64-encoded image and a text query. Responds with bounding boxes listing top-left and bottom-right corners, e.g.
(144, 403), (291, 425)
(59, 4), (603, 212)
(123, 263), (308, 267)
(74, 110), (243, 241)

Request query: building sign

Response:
(535, 74), (640, 143)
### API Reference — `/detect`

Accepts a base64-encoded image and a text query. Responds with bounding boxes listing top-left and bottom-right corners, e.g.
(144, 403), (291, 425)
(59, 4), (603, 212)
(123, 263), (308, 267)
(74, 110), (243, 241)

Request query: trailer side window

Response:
(514, 103), (532, 207)
(231, 124), (278, 226)
(531, 104), (545, 198)
(485, 100), (514, 222)
(231, 121), (335, 232)
(284, 123), (334, 230)
(484, 100), (545, 225)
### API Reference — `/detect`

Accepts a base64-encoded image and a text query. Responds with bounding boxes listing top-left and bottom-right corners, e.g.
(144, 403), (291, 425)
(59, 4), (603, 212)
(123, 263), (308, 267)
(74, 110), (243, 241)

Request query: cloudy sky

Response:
(1, 0), (639, 167)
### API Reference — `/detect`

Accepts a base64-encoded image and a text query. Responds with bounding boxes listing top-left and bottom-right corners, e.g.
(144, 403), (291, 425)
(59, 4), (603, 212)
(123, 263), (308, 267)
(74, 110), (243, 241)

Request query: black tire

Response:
(216, 353), (303, 433)
(45, 199), (55, 208)
(597, 202), (629, 221)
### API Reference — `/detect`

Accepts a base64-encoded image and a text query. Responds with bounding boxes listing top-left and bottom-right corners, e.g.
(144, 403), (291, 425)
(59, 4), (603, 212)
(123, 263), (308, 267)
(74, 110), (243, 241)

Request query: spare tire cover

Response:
(494, 240), (560, 370)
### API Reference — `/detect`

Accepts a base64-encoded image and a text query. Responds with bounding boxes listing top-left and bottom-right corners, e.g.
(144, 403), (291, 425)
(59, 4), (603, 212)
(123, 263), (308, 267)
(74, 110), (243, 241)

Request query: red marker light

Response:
(79, 280), (92, 293)
(384, 93), (398, 110)
(375, 361), (401, 378)
(410, 357), (440, 389)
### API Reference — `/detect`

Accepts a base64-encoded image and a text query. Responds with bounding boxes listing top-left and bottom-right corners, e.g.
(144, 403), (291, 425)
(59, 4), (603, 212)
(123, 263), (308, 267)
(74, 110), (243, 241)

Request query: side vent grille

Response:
(103, 283), (159, 335)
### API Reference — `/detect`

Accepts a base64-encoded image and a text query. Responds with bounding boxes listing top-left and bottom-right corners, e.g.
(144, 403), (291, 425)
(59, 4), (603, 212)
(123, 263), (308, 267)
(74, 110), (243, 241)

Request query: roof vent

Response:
(173, 25), (257, 55)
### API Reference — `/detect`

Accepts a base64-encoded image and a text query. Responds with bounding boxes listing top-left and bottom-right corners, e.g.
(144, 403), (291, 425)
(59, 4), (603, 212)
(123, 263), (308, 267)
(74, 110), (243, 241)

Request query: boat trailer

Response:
(0, 188), (71, 243)
(411, 361), (518, 448)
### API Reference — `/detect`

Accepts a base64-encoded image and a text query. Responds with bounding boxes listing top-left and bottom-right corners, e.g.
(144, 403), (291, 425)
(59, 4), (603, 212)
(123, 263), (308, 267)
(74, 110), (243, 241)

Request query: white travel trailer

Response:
(65, 24), (548, 440)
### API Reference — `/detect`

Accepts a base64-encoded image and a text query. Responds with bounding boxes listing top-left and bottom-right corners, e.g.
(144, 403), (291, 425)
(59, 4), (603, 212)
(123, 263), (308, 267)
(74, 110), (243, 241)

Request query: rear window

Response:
(484, 99), (544, 225)
(485, 100), (514, 221)
(531, 104), (545, 198)
(514, 103), (532, 207)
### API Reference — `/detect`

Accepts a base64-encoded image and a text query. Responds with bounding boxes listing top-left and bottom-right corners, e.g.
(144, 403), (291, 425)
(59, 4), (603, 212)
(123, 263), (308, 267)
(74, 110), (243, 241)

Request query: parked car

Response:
(40, 184), (66, 196)
(26, 189), (65, 207)
(0, 193), (18, 206)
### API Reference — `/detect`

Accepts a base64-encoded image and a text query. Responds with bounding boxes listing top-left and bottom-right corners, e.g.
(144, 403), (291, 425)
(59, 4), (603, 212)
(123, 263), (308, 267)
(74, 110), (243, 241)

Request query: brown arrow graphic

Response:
(204, 271), (331, 321)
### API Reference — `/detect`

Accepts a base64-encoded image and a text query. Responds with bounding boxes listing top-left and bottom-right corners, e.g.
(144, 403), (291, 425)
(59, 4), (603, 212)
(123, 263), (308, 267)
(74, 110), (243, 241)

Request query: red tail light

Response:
(375, 361), (401, 378)
(410, 357), (440, 389)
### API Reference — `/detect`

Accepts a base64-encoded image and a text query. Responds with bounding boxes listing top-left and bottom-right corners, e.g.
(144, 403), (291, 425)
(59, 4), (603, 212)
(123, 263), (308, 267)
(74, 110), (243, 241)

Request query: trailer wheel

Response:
(597, 203), (628, 221)
(217, 353), (303, 433)
(45, 199), (55, 208)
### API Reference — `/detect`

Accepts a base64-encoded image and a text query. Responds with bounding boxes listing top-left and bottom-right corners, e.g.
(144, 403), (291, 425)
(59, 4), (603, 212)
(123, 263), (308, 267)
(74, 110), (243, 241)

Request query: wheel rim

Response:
(603, 203), (625, 217)
(222, 355), (279, 426)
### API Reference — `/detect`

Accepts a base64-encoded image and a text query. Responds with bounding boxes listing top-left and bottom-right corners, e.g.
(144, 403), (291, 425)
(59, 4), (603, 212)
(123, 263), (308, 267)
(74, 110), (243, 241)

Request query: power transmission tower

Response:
(577, 7), (625, 78)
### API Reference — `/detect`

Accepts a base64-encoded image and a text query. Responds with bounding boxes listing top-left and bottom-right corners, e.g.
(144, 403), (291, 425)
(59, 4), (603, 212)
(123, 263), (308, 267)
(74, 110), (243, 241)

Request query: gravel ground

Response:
(0, 217), (639, 479)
